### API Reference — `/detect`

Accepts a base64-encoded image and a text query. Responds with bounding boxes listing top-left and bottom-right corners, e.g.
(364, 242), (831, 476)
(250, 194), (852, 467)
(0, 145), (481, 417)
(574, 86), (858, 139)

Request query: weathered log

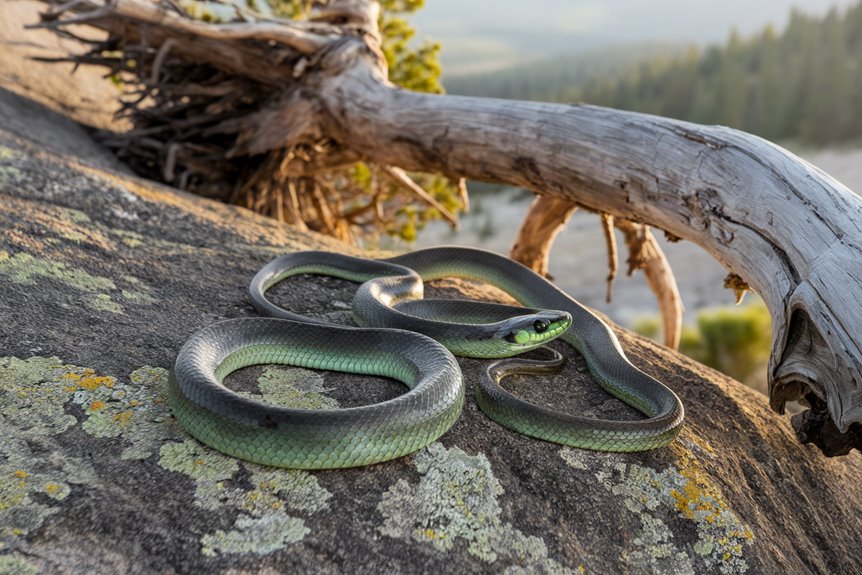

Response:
(33, 0), (862, 454)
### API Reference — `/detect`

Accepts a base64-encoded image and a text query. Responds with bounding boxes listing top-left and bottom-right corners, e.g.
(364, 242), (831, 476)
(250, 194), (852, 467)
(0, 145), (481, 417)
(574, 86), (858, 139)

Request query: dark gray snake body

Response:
(169, 246), (684, 468)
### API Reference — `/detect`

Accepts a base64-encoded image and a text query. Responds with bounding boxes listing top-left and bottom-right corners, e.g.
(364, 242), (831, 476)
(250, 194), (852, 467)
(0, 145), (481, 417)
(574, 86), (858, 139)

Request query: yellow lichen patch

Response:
(670, 445), (727, 521)
(13, 470), (28, 479)
(417, 528), (446, 541)
(77, 375), (116, 391)
(113, 410), (134, 427)
(45, 483), (61, 495)
(88, 401), (107, 411)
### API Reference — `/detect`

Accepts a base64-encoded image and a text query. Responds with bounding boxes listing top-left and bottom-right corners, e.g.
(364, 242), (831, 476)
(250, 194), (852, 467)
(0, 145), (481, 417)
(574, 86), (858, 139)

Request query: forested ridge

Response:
(448, 2), (862, 146)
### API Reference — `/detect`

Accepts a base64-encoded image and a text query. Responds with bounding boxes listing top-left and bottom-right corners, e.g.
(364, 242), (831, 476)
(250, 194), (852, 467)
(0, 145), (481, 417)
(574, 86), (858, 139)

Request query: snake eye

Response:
(533, 319), (549, 333)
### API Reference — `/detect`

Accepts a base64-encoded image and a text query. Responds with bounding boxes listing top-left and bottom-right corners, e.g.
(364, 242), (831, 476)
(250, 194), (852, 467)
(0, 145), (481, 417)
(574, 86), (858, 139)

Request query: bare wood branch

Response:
(600, 213), (618, 304)
(510, 195), (578, 277)
(36, 0), (339, 53)
(615, 220), (683, 350)
(456, 178), (469, 213)
(150, 38), (175, 84)
(381, 166), (458, 229)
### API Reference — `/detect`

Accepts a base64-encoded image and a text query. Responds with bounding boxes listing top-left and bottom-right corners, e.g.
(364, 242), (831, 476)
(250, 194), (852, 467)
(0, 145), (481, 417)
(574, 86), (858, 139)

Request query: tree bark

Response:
(35, 0), (862, 454)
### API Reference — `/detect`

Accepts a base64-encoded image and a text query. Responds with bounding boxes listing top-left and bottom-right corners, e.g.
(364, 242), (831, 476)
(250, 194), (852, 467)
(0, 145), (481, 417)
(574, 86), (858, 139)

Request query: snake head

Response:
(497, 310), (572, 353)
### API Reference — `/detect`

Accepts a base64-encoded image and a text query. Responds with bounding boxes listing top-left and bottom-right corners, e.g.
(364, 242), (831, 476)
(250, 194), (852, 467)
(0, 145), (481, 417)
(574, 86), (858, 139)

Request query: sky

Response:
(410, 0), (859, 76)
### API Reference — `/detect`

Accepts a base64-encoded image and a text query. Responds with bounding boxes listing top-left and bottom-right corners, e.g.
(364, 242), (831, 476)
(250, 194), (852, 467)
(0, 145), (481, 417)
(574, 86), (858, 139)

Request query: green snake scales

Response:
(169, 247), (684, 469)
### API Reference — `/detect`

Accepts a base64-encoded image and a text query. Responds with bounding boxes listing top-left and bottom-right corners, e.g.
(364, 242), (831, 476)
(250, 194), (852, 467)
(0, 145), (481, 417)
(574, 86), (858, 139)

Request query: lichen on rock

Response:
(560, 439), (754, 575)
(237, 366), (339, 410)
(378, 443), (576, 573)
(0, 553), (40, 575)
(0, 250), (140, 314)
(82, 366), (179, 459)
(0, 145), (22, 182)
(201, 513), (309, 557)
(0, 357), (98, 545)
(157, 367), (335, 556)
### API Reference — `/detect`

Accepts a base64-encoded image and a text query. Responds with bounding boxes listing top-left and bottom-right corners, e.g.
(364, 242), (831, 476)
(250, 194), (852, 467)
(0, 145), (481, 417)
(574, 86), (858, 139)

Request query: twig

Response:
(381, 166), (458, 229)
(600, 212), (618, 303)
(150, 39), (175, 84)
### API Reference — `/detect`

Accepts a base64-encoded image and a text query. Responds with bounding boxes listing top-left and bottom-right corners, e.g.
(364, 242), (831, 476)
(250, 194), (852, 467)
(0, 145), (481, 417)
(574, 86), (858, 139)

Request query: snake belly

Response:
(169, 318), (464, 469)
(384, 247), (685, 452)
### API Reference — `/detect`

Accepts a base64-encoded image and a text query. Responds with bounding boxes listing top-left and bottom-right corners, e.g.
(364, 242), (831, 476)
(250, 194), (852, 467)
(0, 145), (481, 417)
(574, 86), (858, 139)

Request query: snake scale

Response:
(169, 246), (684, 469)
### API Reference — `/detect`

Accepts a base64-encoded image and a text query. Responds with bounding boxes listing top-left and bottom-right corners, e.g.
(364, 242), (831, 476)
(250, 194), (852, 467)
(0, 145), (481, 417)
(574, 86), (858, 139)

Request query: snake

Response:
(169, 246), (684, 469)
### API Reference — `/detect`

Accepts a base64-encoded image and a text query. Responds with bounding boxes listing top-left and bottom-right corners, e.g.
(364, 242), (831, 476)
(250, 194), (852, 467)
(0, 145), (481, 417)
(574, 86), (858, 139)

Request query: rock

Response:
(2, 96), (862, 575)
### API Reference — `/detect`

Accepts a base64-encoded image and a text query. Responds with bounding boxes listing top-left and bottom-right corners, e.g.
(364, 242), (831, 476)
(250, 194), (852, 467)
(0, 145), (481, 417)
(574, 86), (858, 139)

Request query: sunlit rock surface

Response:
(1, 98), (862, 574)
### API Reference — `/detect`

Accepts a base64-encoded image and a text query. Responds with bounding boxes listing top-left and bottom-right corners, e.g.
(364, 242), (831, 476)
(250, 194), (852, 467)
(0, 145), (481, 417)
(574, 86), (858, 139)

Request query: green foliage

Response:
(634, 301), (772, 391)
(576, 4), (862, 145)
(380, 0), (443, 93)
(267, 0), (304, 18)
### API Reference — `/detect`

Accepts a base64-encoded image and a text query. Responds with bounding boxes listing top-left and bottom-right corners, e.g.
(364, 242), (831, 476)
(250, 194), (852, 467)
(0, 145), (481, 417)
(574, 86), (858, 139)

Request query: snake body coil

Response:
(170, 246), (684, 468)
(169, 318), (464, 469)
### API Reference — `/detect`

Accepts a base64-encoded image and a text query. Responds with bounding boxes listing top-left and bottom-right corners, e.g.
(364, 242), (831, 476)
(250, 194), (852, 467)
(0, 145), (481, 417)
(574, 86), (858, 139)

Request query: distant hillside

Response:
(447, 2), (862, 146)
(443, 43), (686, 102)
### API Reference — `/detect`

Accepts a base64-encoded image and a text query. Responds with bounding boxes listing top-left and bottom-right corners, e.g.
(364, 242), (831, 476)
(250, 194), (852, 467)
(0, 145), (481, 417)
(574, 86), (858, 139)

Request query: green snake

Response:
(169, 247), (684, 469)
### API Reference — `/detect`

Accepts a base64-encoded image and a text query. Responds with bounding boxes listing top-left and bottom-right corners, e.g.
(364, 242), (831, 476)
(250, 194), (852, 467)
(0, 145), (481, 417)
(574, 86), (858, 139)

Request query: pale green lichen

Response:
(119, 275), (158, 304)
(201, 513), (309, 557)
(0, 145), (21, 182)
(237, 366), (338, 410)
(243, 467), (332, 516)
(0, 357), (99, 543)
(0, 250), (158, 313)
(560, 442), (754, 575)
(0, 553), (40, 575)
(160, 440), (241, 484)
(61, 208), (92, 226)
(0, 251), (115, 293)
(157, 367), (334, 556)
(50, 208), (109, 246)
(86, 293), (124, 314)
(0, 354), (332, 558)
(120, 289), (156, 304)
(111, 228), (145, 248)
(158, 439), (331, 555)
(81, 366), (179, 459)
(378, 443), (575, 573)
(0, 250), (125, 314)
